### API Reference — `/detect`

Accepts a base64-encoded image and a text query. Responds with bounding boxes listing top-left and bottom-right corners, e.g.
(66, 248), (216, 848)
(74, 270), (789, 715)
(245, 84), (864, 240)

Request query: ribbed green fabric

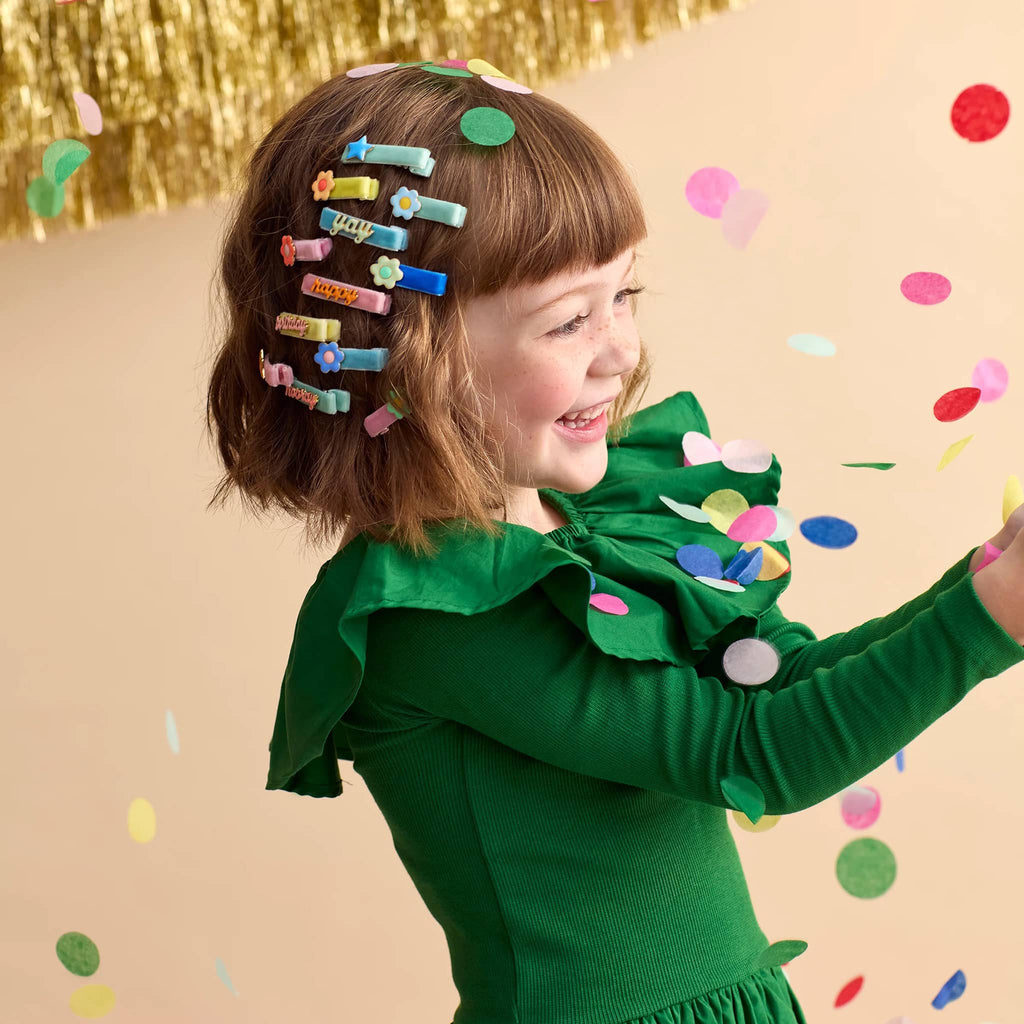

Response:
(266, 391), (1024, 1024)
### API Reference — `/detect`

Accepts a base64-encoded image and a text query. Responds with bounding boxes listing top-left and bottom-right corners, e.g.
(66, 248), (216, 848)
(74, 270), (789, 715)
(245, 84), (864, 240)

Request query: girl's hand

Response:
(968, 501), (1024, 574)
(971, 524), (1024, 644)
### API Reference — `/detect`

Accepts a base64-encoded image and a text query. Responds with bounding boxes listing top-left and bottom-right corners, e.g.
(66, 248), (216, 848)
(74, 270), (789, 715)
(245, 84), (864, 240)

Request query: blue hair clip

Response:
(319, 207), (408, 251)
(370, 256), (447, 296)
(341, 135), (435, 177)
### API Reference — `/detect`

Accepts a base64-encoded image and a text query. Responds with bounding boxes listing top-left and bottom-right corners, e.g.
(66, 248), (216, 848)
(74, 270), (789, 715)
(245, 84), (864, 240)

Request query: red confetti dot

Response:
(933, 387), (981, 422)
(951, 84), (1010, 142)
(834, 975), (864, 1008)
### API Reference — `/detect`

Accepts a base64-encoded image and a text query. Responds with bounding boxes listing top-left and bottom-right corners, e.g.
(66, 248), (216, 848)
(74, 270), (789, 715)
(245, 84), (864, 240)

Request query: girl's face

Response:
(464, 247), (642, 525)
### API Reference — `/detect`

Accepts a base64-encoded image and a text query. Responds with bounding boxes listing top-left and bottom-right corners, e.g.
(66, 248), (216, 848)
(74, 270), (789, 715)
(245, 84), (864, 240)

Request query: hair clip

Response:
(275, 312), (340, 341)
(318, 207), (407, 252)
(281, 235), (333, 266)
(260, 349), (350, 414)
(369, 256), (447, 296)
(341, 135), (435, 178)
(312, 342), (390, 373)
(311, 172), (380, 202)
(389, 187), (466, 228)
(364, 388), (410, 437)
(301, 273), (391, 315)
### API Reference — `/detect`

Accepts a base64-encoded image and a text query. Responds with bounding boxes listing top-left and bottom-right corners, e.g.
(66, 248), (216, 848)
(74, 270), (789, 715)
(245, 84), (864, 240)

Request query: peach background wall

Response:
(3, 0), (1022, 1021)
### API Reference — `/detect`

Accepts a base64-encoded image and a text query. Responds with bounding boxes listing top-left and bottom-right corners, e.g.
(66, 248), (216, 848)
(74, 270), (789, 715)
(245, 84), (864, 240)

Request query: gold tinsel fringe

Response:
(1, 0), (749, 244)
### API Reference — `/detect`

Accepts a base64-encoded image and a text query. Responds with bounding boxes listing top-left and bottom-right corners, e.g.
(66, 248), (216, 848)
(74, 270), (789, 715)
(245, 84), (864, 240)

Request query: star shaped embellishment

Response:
(344, 135), (374, 161)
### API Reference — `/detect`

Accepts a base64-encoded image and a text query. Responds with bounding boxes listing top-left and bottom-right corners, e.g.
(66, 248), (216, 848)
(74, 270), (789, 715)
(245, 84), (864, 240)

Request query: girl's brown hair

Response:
(205, 66), (651, 559)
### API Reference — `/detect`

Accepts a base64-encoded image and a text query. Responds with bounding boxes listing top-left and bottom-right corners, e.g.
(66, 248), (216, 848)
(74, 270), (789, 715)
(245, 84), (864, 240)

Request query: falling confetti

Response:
(721, 774), (765, 824)
(834, 975), (865, 1008)
(732, 809), (781, 832)
(951, 84), (1010, 141)
(72, 91), (103, 134)
(166, 710), (180, 754)
(787, 333), (836, 357)
(721, 188), (770, 249)
(799, 515), (857, 549)
(56, 932), (100, 976)
(841, 462), (895, 470)
(69, 984), (116, 1018)
(895, 749), (905, 772)
(26, 175), (65, 217)
(840, 785), (881, 828)
(971, 357), (1009, 401)
(933, 386), (980, 422)
(755, 940), (809, 970)
(42, 139), (90, 185)
(685, 167), (740, 219)
(932, 969), (967, 1009)
(936, 435), (974, 471)
(215, 956), (239, 996)
(1003, 475), (1024, 523)
(836, 837), (897, 898)
(900, 272), (951, 305)
(127, 797), (156, 843)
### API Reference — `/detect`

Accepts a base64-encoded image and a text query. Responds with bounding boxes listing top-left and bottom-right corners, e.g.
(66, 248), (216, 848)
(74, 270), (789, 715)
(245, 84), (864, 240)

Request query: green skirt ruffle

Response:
(619, 966), (808, 1024)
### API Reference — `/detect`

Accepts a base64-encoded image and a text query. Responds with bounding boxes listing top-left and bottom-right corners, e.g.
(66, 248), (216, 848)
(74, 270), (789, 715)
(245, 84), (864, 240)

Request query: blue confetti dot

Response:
(676, 544), (724, 579)
(931, 969), (966, 1009)
(895, 749), (905, 772)
(587, 570), (596, 592)
(799, 515), (858, 549)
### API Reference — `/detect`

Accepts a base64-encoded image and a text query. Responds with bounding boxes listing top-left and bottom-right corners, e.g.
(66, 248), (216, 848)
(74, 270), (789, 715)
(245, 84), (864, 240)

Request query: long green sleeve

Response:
(367, 563), (1022, 816)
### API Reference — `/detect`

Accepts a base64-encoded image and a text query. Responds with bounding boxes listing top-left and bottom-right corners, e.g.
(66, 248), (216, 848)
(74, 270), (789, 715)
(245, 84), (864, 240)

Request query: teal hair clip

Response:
(341, 135), (435, 177)
(260, 350), (350, 414)
(319, 207), (407, 251)
(389, 186), (466, 228)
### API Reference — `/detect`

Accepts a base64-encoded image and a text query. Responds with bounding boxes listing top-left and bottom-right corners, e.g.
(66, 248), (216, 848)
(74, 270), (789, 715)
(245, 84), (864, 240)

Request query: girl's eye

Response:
(549, 286), (645, 338)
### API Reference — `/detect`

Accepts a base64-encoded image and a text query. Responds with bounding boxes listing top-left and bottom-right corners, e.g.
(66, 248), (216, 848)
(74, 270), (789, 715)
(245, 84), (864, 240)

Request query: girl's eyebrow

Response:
(525, 251), (638, 318)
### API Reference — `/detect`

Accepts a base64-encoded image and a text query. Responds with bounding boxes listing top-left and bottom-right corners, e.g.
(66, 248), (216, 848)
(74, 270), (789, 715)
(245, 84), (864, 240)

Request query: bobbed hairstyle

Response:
(205, 64), (651, 559)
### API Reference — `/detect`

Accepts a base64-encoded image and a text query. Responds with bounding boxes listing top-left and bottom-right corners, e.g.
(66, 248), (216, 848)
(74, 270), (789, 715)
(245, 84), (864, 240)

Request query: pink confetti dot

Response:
(900, 271), (951, 305)
(346, 63), (399, 78)
(840, 785), (881, 828)
(685, 167), (740, 219)
(721, 189), (770, 250)
(589, 592), (628, 615)
(481, 75), (533, 94)
(439, 59), (469, 69)
(971, 357), (1009, 401)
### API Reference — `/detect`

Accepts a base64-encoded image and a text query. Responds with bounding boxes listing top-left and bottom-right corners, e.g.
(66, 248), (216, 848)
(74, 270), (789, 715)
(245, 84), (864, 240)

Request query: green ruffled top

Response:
(264, 390), (1024, 1024)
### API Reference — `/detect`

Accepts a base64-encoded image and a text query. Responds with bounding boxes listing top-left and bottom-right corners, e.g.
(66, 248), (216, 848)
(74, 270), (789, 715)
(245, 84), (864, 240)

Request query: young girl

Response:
(205, 60), (1024, 1024)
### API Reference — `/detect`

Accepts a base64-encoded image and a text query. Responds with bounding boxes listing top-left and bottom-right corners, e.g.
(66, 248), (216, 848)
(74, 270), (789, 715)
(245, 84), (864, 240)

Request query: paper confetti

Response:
(786, 333), (836, 357)
(932, 969), (967, 1009)
(685, 167), (740, 219)
(701, 488), (749, 534)
(900, 271), (951, 305)
(841, 462), (896, 470)
(460, 107), (516, 146)
(69, 984), (116, 1018)
(721, 439), (773, 474)
(937, 435), (974, 470)
(481, 75), (533, 94)
(971, 357), (1009, 401)
(589, 592), (628, 615)
(834, 975), (865, 1008)
(215, 956), (239, 996)
(933, 386), (980, 421)
(345, 63), (399, 78)
(721, 775), (765, 824)
(166, 709), (180, 754)
(127, 797), (156, 843)
(422, 64), (473, 78)
(56, 932), (100, 976)
(72, 91), (103, 135)
(731, 809), (780, 832)
(799, 515), (857, 549)
(726, 505), (777, 543)
(1003, 475), (1024, 524)
(895, 749), (905, 772)
(659, 495), (711, 523)
(840, 785), (881, 828)
(755, 940), (809, 970)
(466, 58), (508, 78)
(721, 188), (770, 249)
(26, 175), (65, 217)
(836, 837), (897, 898)
(722, 637), (780, 685)
(951, 84), (1010, 142)
(42, 139), (91, 185)
(682, 430), (722, 466)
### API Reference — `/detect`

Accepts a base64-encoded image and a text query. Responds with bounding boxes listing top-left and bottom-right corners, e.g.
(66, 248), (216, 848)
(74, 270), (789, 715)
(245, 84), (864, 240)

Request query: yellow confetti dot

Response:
(741, 541), (790, 581)
(732, 809), (781, 832)
(701, 488), (749, 534)
(127, 797), (156, 843)
(467, 58), (508, 78)
(69, 984), (116, 1018)
(936, 434), (973, 471)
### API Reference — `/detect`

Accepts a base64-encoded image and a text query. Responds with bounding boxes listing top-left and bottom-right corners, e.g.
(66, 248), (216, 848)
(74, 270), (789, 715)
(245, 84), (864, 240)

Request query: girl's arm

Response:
(367, 561), (1024, 815)
(713, 545), (983, 694)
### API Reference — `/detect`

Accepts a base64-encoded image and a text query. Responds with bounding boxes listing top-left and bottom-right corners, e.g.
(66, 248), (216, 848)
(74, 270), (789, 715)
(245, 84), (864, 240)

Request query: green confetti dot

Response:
(421, 64), (473, 78)
(56, 932), (100, 977)
(836, 836), (897, 898)
(720, 774), (765, 824)
(460, 106), (516, 146)
(841, 463), (896, 470)
(42, 139), (91, 185)
(755, 939), (809, 970)
(26, 175), (66, 218)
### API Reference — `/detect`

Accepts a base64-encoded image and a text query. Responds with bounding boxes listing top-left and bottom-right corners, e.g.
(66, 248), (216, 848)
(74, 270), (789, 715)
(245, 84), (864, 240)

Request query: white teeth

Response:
(560, 401), (609, 421)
